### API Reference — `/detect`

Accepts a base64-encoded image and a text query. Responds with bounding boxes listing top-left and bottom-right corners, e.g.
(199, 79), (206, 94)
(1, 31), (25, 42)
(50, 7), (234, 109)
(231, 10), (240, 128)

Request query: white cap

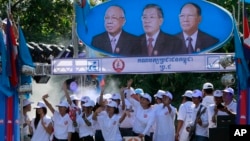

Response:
(141, 93), (152, 103)
(154, 90), (165, 99)
(56, 101), (69, 108)
(213, 90), (223, 97)
(192, 89), (202, 97)
(82, 100), (95, 107)
(182, 90), (193, 98)
(203, 82), (214, 89)
(70, 95), (80, 101)
(222, 87), (234, 95)
(162, 91), (173, 100)
(103, 93), (112, 99)
(111, 93), (121, 100)
(106, 100), (118, 108)
(23, 99), (34, 107)
(34, 101), (46, 109)
(134, 88), (144, 95)
(96, 93), (112, 104)
(81, 96), (90, 103)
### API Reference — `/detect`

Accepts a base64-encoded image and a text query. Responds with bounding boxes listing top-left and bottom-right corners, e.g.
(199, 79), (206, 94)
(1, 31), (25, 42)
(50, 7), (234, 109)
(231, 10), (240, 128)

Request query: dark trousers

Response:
(71, 132), (80, 141)
(53, 136), (67, 141)
(191, 135), (209, 141)
(95, 130), (104, 141)
(132, 131), (152, 141)
(119, 127), (133, 137)
(80, 135), (94, 141)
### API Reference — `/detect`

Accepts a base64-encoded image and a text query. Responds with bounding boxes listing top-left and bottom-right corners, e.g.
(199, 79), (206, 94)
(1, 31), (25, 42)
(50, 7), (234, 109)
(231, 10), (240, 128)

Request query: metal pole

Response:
(72, 2), (78, 58)
(17, 16), (24, 141)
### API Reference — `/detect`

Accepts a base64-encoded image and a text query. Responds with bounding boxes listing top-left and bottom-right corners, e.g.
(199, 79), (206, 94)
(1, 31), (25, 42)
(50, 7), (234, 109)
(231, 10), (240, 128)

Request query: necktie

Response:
(147, 37), (154, 56)
(187, 37), (194, 54)
(111, 38), (116, 53)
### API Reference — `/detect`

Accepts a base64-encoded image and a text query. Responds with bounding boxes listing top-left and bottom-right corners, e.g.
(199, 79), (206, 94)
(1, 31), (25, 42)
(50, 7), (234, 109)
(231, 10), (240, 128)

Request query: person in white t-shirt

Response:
(153, 91), (177, 141)
(207, 90), (228, 128)
(76, 99), (95, 141)
(92, 90), (112, 141)
(92, 100), (127, 141)
(175, 90), (193, 141)
(150, 89), (164, 139)
(221, 87), (237, 116)
(63, 81), (81, 141)
(187, 89), (209, 141)
(202, 82), (215, 108)
(127, 90), (154, 141)
(30, 101), (53, 141)
(21, 99), (34, 141)
(42, 94), (75, 141)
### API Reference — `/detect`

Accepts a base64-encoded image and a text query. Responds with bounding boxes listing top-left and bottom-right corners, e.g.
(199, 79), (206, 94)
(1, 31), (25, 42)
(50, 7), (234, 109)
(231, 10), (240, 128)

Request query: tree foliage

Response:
(0, 0), (73, 44)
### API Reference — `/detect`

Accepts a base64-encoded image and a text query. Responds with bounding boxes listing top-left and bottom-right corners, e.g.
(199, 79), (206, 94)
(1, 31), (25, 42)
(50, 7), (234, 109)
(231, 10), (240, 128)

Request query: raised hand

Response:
(127, 79), (133, 88)
(42, 94), (49, 99)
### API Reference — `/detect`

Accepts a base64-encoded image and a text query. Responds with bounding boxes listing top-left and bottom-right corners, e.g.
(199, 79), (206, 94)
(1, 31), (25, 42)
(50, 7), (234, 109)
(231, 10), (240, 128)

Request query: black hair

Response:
(143, 3), (164, 18)
(204, 89), (213, 94)
(180, 2), (201, 16)
(114, 107), (119, 114)
(34, 107), (47, 129)
(185, 97), (193, 101)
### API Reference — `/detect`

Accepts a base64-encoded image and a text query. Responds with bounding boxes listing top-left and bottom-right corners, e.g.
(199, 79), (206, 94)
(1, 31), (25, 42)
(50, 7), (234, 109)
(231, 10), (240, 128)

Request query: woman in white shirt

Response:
(127, 90), (155, 141)
(42, 94), (75, 141)
(92, 100), (127, 141)
(30, 101), (53, 141)
(153, 91), (177, 141)
(76, 99), (95, 141)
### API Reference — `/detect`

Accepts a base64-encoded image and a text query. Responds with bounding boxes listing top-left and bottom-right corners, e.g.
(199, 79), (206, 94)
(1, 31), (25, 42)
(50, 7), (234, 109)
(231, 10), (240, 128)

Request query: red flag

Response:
(6, 18), (18, 87)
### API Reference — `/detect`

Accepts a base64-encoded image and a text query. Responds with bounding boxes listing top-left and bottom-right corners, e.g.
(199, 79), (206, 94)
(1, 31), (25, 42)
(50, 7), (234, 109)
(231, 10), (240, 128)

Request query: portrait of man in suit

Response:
(139, 4), (184, 57)
(175, 2), (219, 54)
(91, 5), (140, 56)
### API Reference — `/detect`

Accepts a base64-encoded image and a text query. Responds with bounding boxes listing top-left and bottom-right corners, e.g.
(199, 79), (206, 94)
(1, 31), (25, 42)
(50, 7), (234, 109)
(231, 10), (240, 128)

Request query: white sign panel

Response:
(52, 54), (235, 75)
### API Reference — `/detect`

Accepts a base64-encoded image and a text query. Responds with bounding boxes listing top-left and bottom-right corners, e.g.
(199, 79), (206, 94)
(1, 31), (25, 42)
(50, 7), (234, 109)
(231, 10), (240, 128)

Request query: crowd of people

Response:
(21, 79), (237, 141)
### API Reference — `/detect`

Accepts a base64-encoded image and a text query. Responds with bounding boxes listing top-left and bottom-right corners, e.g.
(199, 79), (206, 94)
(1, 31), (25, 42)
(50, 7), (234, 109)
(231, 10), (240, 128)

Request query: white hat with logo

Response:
(23, 99), (34, 107)
(162, 91), (173, 100)
(82, 100), (95, 107)
(182, 90), (193, 98)
(222, 87), (234, 95)
(106, 100), (118, 108)
(154, 90), (165, 99)
(203, 82), (214, 89)
(213, 90), (223, 97)
(81, 96), (90, 103)
(56, 101), (69, 108)
(34, 101), (46, 109)
(141, 93), (152, 103)
(112, 93), (121, 100)
(192, 89), (202, 98)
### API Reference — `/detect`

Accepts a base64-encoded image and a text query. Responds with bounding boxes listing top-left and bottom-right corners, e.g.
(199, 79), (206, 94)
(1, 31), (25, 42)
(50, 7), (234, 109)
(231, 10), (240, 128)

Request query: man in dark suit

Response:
(140, 4), (184, 56)
(91, 5), (140, 57)
(175, 3), (219, 54)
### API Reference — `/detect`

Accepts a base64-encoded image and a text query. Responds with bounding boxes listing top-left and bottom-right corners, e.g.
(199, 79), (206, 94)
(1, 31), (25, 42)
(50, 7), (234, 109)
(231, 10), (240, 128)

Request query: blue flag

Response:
(18, 26), (34, 85)
(18, 27), (34, 67)
(234, 20), (250, 124)
(241, 0), (250, 3)
(0, 29), (12, 96)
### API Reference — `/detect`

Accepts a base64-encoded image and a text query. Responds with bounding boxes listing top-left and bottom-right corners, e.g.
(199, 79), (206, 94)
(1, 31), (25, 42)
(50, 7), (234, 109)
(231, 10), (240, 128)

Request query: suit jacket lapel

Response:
(104, 32), (113, 53)
(195, 31), (202, 52)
